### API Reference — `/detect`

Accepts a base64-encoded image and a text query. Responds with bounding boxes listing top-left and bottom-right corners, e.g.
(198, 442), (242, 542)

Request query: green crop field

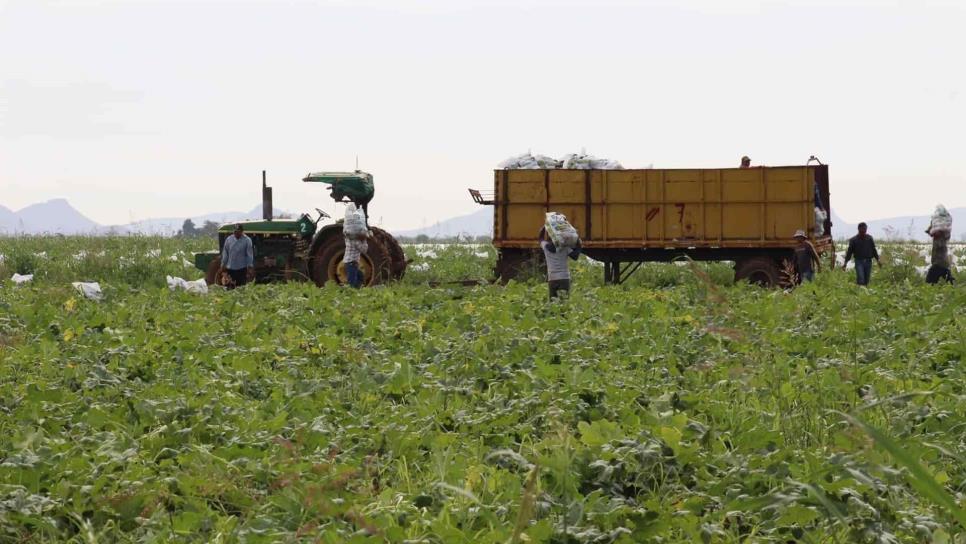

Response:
(0, 237), (964, 543)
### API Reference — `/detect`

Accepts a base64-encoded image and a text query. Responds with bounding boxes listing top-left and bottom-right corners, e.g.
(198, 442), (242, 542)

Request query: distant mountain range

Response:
(1, 199), (100, 234)
(830, 208), (966, 242)
(1, 198), (963, 241)
(395, 208), (492, 238)
(0, 199), (287, 236)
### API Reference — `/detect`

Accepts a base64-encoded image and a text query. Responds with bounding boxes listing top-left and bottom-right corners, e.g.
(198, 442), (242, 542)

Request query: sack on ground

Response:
(167, 275), (208, 294)
(545, 212), (579, 248)
(343, 203), (368, 238)
(72, 282), (103, 301)
(11, 273), (33, 284)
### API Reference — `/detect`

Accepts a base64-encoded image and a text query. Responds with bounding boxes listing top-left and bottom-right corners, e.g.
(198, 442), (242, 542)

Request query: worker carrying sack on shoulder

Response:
(343, 203), (368, 240)
(545, 212), (580, 249)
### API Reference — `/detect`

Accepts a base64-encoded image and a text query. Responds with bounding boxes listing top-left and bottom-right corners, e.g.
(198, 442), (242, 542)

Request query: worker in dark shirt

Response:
(842, 222), (880, 286)
(793, 230), (820, 282)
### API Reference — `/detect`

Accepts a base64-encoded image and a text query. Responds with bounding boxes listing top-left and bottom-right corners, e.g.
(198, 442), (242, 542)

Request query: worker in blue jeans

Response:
(343, 235), (368, 288)
(842, 222), (881, 285)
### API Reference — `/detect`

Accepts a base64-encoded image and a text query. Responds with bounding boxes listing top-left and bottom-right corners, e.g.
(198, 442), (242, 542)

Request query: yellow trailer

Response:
(470, 159), (832, 286)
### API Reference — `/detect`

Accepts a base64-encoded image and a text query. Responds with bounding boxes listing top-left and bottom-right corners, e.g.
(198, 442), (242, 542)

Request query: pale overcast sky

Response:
(1, 0), (963, 230)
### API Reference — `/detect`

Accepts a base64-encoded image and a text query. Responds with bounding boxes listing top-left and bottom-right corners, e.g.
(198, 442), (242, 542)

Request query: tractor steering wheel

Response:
(314, 208), (330, 224)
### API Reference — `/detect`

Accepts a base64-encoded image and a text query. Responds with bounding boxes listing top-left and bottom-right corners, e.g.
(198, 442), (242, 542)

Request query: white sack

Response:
(185, 278), (208, 294)
(813, 208), (827, 236)
(545, 212), (579, 249)
(72, 282), (103, 301)
(11, 273), (33, 284)
(561, 153), (593, 169)
(343, 203), (368, 238)
(534, 154), (563, 169)
(498, 153), (538, 169)
(590, 158), (624, 170)
(561, 152), (623, 170)
(929, 204), (953, 235)
(167, 275), (209, 294)
(500, 151), (621, 170)
(166, 275), (188, 290)
(498, 152), (562, 169)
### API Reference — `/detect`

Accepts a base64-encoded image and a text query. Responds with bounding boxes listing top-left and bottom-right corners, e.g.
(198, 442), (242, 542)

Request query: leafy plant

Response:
(0, 236), (963, 542)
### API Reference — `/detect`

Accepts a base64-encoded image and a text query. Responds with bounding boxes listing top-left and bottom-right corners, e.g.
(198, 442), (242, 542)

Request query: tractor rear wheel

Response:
(734, 257), (781, 287)
(369, 226), (408, 280)
(311, 234), (391, 287)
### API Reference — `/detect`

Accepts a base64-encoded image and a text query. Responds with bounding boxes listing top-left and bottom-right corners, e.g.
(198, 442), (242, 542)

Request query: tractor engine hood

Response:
(303, 170), (374, 205)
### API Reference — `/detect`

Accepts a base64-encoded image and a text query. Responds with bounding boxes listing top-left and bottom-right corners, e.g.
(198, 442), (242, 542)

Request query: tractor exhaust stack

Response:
(262, 170), (273, 220)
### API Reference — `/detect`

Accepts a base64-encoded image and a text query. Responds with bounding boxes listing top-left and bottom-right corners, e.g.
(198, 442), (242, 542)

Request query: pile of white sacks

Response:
(498, 151), (623, 170)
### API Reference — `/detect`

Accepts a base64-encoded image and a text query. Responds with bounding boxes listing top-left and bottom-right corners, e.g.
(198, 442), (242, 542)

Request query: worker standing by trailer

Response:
(539, 213), (581, 299)
(793, 230), (821, 283)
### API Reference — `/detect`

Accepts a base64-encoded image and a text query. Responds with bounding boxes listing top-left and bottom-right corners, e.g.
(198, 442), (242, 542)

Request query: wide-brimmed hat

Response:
(793, 229), (806, 238)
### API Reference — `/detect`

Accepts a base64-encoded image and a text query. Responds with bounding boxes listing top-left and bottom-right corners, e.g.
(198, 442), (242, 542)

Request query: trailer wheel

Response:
(734, 257), (781, 287)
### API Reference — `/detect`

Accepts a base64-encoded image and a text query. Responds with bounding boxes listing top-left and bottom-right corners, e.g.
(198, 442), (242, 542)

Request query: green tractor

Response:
(193, 170), (407, 287)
